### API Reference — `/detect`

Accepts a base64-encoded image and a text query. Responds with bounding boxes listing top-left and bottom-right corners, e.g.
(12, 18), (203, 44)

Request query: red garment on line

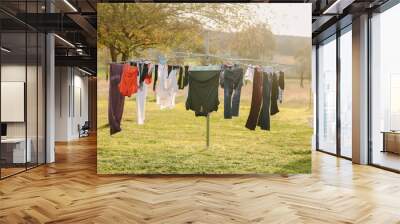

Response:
(144, 64), (152, 85)
(144, 74), (152, 85)
(119, 64), (138, 97)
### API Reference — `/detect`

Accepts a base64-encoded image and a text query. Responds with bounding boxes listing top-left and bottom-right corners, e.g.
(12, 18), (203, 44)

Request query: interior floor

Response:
(0, 162), (44, 178)
(0, 136), (400, 223)
(373, 150), (400, 171)
(0, 167), (25, 178)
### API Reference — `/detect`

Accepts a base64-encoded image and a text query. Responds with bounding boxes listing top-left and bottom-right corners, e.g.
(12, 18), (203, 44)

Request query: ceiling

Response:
(309, 0), (390, 43)
(0, 0), (97, 74)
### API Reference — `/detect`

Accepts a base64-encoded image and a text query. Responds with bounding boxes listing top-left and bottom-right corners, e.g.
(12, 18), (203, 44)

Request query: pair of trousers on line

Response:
(109, 64), (125, 135)
(224, 77), (242, 119)
(270, 73), (279, 115)
(245, 70), (271, 130)
(136, 84), (148, 125)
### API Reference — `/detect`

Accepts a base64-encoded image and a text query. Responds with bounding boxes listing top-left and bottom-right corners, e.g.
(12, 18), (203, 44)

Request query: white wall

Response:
(55, 66), (69, 141)
(54, 67), (89, 141)
(72, 72), (89, 138)
(1, 64), (26, 81)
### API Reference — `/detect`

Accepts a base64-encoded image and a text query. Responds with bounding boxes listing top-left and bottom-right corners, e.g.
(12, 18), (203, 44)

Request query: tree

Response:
(228, 23), (275, 61)
(97, 3), (252, 62)
(294, 45), (311, 88)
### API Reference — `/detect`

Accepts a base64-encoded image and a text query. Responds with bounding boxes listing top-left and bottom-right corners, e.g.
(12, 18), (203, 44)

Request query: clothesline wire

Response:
(170, 51), (294, 69)
(108, 52), (293, 71)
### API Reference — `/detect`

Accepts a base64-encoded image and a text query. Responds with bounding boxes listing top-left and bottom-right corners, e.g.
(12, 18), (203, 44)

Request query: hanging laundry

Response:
(134, 62), (152, 125)
(119, 63), (138, 97)
(257, 72), (272, 130)
(263, 66), (273, 75)
(156, 64), (178, 109)
(278, 71), (285, 103)
(278, 71), (285, 89)
(138, 62), (152, 86)
(167, 65), (173, 76)
(245, 68), (263, 130)
(109, 63), (125, 135)
(144, 63), (152, 85)
(221, 66), (244, 119)
(183, 65), (189, 87)
(186, 68), (221, 116)
(177, 66), (189, 89)
(244, 65), (255, 83)
(245, 68), (271, 131)
(270, 72), (280, 115)
(136, 79), (148, 125)
(153, 64), (158, 91)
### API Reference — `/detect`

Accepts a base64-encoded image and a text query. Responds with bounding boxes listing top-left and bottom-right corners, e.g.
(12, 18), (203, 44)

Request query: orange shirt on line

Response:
(119, 64), (138, 97)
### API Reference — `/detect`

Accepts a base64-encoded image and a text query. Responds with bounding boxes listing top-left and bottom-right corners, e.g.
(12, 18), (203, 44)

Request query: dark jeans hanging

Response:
(223, 68), (243, 119)
(223, 79), (242, 118)
(153, 64), (158, 91)
(257, 72), (271, 130)
(177, 66), (184, 89)
(245, 71), (271, 130)
(184, 65), (189, 87)
(138, 63), (149, 86)
(108, 63), (125, 135)
(270, 73), (279, 115)
(245, 70), (263, 130)
(279, 71), (285, 90)
(278, 71), (285, 104)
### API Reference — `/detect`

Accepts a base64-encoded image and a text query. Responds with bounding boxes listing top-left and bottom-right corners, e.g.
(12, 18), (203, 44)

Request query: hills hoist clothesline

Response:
(107, 56), (286, 148)
(188, 65), (221, 148)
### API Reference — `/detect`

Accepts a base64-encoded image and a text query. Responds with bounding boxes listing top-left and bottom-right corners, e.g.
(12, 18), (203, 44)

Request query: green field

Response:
(97, 77), (313, 174)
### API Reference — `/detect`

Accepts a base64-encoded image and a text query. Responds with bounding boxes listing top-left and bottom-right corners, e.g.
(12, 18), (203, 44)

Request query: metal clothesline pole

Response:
(206, 31), (210, 149)
(206, 113), (210, 148)
(201, 32), (211, 149)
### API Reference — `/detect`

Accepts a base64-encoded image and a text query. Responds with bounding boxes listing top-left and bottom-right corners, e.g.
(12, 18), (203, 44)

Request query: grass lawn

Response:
(97, 77), (313, 174)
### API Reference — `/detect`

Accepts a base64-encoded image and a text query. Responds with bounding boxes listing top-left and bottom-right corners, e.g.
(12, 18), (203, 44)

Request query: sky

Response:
(249, 3), (312, 38)
(201, 3), (312, 37)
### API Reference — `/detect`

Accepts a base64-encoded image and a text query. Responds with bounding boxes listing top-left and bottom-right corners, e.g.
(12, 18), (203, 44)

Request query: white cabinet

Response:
(1, 138), (32, 163)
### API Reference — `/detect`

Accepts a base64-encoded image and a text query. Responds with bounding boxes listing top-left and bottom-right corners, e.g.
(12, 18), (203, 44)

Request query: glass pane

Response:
(38, 32), (45, 165)
(27, 31), (38, 169)
(318, 36), (337, 154)
(0, 1), (46, 178)
(25, 0), (40, 170)
(371, 4), (400, 171)
(340, 28), (352, 158)
(1, 30), (27, 177)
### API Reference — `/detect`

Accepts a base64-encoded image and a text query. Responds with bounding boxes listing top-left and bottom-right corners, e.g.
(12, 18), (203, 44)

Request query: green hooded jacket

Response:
(186, 70), (221, 116)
